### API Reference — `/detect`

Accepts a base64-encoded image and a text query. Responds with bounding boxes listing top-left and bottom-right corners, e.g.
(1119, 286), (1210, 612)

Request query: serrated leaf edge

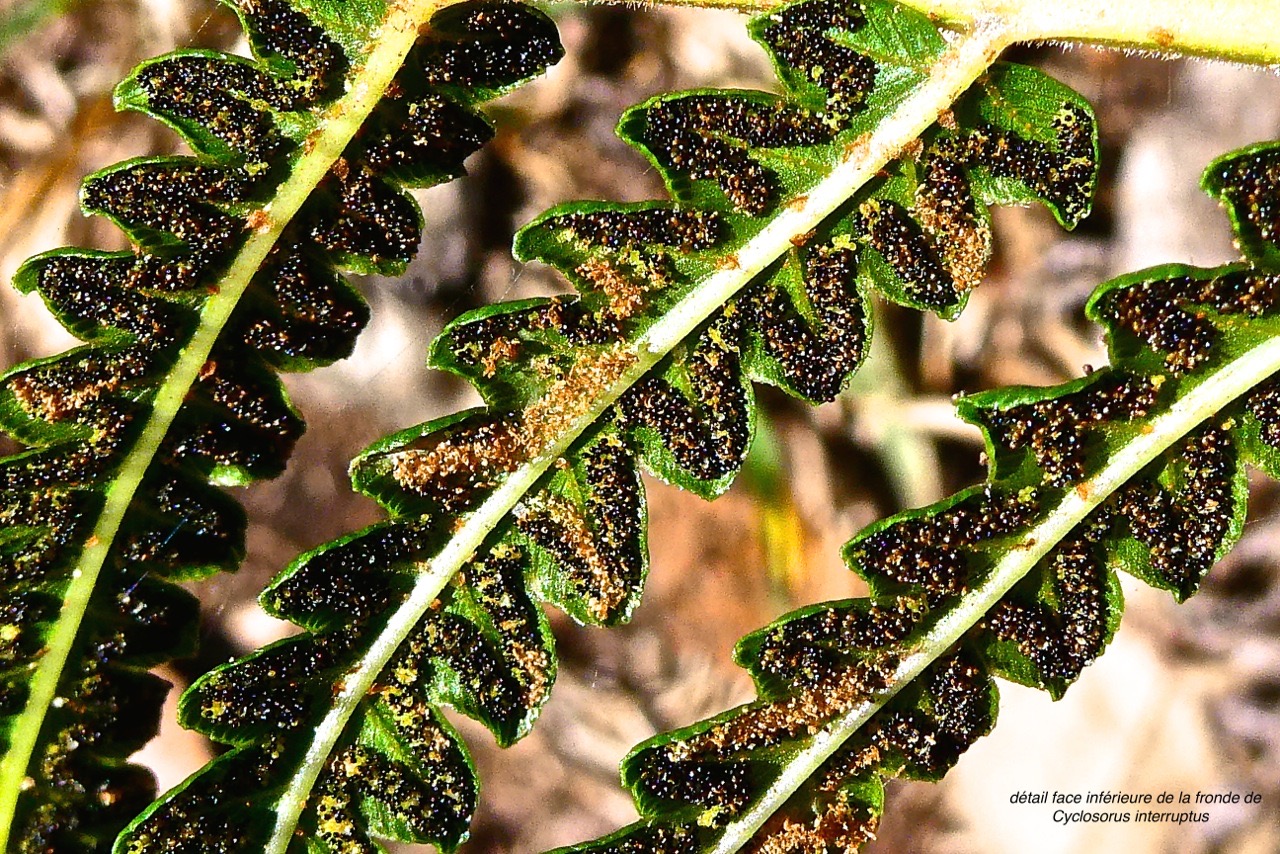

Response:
(698, 270), (1280, 853)
(263, 14), (1020, 854)
(0, 0), (447, 844)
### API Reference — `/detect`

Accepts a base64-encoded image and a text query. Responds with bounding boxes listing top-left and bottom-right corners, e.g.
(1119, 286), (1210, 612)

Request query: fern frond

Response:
(556, 139), (1280, 853)
(118, 1), (1102, 851)
(0, 1), (561, 849)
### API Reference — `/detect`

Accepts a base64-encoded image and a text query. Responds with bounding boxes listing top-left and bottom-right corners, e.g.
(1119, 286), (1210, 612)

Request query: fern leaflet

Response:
(555, 140), (1280, 853)
(117, 1), (1100, 851)
(0, 0), (560, 849)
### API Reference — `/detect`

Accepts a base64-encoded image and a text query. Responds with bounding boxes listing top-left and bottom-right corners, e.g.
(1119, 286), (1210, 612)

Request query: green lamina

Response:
(0, 0), (562, 850)
(114, 1), (1103, 851)
(556, 139), (1280, 854)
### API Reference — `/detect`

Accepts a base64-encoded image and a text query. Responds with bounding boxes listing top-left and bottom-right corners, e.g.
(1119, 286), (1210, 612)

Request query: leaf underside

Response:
(553, 142), (1280, 853)
(117, 1), (1100, 852)
(0, 0), (560, 850)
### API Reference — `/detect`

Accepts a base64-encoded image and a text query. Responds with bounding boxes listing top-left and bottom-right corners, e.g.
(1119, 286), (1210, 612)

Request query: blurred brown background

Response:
(1, 1), (1278, 851)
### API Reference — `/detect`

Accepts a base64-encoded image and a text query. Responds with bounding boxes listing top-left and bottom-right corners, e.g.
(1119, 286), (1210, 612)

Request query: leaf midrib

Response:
(0, 0), (450, 843)
(702, 313), (1280, 852)
(267, 16), (1017, 854)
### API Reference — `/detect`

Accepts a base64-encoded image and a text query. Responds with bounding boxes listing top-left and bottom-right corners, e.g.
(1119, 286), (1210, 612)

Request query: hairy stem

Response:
(705, 320), (1280, 853)
(269, 15), (1017, 852)
(905, 0), (1280, 64)
(0, 0), (448, 843)
(619, 0), (1280, 65)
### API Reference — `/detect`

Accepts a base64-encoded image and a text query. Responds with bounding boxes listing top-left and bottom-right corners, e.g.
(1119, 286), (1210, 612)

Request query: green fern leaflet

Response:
(0, 0), (561, 849)
(556, 140), (1280, 854)
(117, 1), (1100, 851)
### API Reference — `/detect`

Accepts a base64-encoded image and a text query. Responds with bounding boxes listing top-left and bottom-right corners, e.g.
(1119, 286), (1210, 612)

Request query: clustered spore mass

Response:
(0, 0), (561, 850)
(983, 372), (1160, 486)
(554, 139), (1280, 853)
(110, 0), (1104, 851)
(111, 1), (568, 851)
